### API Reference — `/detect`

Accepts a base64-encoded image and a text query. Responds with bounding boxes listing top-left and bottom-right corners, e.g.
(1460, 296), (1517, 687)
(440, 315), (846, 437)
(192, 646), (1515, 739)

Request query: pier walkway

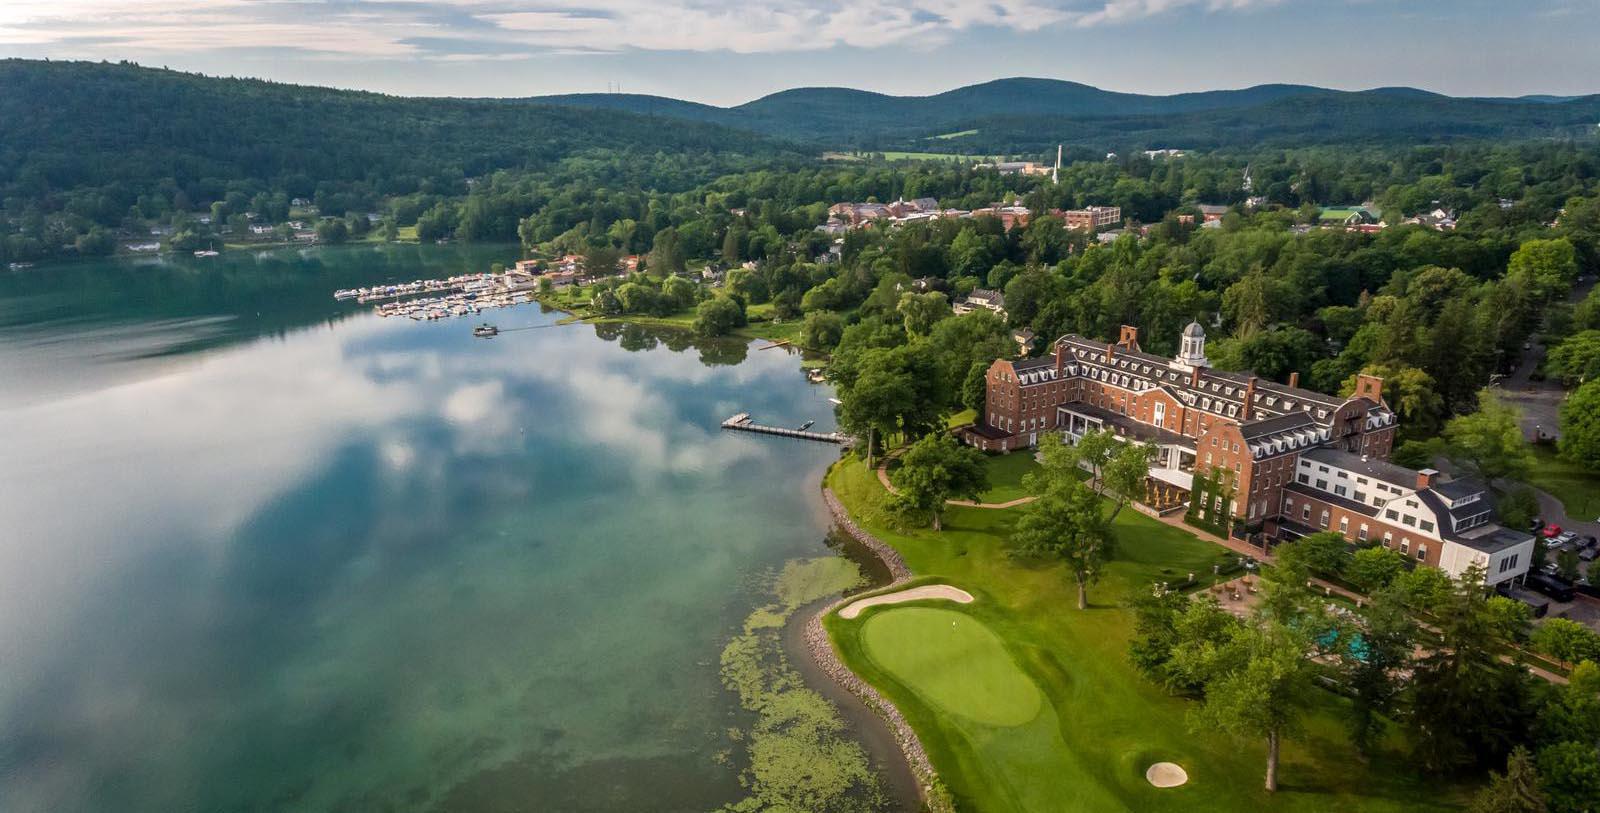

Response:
(721, 413), (851, 445)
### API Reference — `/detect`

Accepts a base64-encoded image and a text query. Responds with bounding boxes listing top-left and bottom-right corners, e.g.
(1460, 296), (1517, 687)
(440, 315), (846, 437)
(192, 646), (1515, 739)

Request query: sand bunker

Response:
(1145, 762), (1189, 788)
(838, 584), (975, 619)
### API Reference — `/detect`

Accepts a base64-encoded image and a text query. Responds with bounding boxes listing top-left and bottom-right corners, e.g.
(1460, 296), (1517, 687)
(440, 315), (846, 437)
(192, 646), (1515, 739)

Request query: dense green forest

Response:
(536, 78), (1600, 149)
(0, 60), (792, 262)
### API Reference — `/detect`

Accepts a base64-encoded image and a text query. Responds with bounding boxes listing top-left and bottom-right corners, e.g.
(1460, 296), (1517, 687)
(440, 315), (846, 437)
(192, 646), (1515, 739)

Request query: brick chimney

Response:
(1288, 371), (1300, 389)
(1355, 373), (1385, 404)
(1416, 468), (1438, 490)
(1243, 376), (1257, 421)
(1118, 324), (1140, 351)
(1191, 366), (1202, 387)
(1054, 342), (1064, 375)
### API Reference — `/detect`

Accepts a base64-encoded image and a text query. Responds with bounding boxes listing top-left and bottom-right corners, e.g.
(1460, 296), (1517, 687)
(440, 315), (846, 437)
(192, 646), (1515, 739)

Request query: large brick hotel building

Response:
(963, 323), (1533, 585)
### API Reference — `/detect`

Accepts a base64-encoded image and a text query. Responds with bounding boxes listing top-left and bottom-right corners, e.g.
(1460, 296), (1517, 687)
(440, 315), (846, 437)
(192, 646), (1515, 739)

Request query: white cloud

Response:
(0, 0), (1295, 60)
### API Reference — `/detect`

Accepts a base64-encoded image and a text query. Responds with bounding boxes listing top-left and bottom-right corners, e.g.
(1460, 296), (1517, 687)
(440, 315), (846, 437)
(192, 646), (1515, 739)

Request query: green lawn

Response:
(1527, 444), (1600, 520)
(976, 452), (1042, 504)
(878, 151), (999, 162)
(823, 458), (1468, 813)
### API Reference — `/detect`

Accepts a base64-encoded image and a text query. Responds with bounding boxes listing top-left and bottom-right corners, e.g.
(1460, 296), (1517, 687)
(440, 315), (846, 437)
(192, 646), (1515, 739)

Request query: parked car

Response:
(1530, 518), (1546, 534)
(1557, 531), (1579, 546)
(1580, 546), (1599, 562)
(1527, 573), (1577, 603)
(1500, 585), (1551, 618)
(1541, 524), (1564, 539)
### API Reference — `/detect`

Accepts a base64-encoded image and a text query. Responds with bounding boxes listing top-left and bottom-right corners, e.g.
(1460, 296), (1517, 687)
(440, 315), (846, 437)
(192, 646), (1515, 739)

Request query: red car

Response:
(1542, 524), (1563, 538)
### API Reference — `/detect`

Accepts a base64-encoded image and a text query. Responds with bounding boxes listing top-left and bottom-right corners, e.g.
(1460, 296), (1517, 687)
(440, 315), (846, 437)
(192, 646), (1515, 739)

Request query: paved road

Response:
(1497, 275), (1596, 441)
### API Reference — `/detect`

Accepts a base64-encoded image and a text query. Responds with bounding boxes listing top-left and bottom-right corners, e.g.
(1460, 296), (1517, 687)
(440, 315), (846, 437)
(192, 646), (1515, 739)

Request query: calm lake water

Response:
(0, 244), (852, 812)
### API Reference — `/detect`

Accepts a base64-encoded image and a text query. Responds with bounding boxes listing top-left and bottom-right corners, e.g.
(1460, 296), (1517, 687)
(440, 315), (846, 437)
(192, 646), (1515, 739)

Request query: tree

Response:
(1073, 429), (1156, 520)
(897, 291), (949, 337)
(1010, 476), (1111, 610)
(1557, 380), (1600, 468)
(1347, 545), (1407, 593)
(647, 227), (686, 275)
(1468, 748), (1548, 813)
(1174, 616), (1317, 791)
(1507, 238), (1579, 302)
(693, 295), (746, 337)
(801, 310), (845, 350)
(1409, 566), (1539, 773)
(1344, 586), (1415, 758)
(891, 433), (989, 531)
(1498, 488), (1541, 534)
(1276, 531), (1349, 579)
(1443, 391), (1534, 487)
(1546, 331), (1600, 387)
(1130, 590), (1233, 696)
(1536, 742), (1600, 813)
(1531, 619), (1600, 666)
(837, 367), (912, 470)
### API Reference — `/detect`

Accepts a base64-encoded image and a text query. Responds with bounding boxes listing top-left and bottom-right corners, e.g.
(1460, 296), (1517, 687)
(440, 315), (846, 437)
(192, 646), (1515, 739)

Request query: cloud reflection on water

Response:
(0, 305), (837, 812)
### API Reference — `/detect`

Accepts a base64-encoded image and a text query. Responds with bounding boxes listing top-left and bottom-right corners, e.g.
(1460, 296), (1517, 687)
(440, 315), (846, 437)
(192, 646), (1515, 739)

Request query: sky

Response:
(1, 0), (1597, 105)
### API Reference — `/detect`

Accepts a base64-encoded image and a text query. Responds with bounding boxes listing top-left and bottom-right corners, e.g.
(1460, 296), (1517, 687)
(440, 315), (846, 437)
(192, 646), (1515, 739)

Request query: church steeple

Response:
(1171, 321), (1209, 371)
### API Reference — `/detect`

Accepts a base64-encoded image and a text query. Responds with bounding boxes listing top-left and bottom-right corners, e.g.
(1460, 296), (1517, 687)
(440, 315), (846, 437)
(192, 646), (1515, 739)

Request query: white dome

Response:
(1182, 321), (1205, 338)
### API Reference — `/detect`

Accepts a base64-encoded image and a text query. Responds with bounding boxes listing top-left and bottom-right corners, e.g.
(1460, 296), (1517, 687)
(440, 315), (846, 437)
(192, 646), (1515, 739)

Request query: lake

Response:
(0, 244), (876, 812)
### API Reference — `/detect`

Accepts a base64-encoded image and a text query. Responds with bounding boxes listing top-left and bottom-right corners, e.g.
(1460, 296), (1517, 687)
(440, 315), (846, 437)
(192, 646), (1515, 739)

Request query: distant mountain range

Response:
(531, 78), (1600, 152)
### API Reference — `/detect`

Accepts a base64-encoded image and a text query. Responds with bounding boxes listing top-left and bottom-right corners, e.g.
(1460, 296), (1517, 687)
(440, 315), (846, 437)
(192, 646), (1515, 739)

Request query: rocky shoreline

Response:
(806, 488), (950, 813)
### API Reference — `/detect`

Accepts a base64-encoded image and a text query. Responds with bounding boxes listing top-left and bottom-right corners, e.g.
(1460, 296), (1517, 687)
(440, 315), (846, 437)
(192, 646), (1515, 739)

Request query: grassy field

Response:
(976, 452), (1041, 504)
(930, 129), (980, 140)
(878, 151), (999, 162)
(822, 457), (1468, 813)
(1527, 444), (1600, 519)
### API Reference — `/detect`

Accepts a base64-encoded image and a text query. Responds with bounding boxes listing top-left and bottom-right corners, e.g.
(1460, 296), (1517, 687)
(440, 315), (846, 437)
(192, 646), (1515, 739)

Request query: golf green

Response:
(860, 607), (1043, 727)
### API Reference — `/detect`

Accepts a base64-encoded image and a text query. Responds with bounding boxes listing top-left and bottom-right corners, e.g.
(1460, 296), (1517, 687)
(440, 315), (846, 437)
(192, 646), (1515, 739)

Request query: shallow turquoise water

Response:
(0, 245), (846, 812)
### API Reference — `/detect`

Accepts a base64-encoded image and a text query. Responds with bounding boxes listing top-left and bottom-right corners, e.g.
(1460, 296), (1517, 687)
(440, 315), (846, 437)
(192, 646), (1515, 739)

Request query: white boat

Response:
(194, 250), (220, 258)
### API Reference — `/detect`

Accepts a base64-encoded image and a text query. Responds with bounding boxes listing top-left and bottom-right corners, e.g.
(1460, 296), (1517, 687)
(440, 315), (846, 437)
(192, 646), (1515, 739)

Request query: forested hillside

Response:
(531, 77), (1600, 149)
(0, 60), (787, 259)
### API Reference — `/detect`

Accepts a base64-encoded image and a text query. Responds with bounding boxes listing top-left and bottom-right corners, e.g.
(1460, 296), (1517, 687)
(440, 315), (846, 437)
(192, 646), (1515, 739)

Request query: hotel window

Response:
(1339, 517), (1349, 534)
(1399, 538), (1410, 555)
(1356, 477), (1368, 485)
(1298, 473), (1310, 484)
(1302, 504), (1311, 521)
(1353, 490), (1367, 503)
(1358, 524), (1369, 541)
(1315, 479), (1327, 490)
(1319, 510), (1330, 529)
(1402, 515), (1416, 527)
(1385, 509), (1400, 521)
(1416, 545), (1427, 561)
(1383, 531), (1393, 545)
(1420, 520), (1434, 532)
(1334, 485), (1348, 497)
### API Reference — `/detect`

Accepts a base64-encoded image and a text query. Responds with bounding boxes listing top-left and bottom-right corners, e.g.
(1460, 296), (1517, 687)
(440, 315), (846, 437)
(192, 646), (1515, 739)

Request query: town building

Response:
(976, 161), (1053, 176)
(1196, 204), (1229, 223)
(953, 289), (1006, 317)
(961, 323), (1532, 584)
(1060, 205), (1122, 232)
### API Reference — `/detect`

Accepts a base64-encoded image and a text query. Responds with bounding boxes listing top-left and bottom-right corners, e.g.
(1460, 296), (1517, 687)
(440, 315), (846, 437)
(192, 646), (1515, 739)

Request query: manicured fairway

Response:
(862, 607), (1042, 727)
(823, 457), (1469, 813)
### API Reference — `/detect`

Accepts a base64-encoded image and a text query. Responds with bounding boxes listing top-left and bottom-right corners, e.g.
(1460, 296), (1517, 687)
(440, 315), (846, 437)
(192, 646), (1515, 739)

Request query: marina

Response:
(334, 272), (540, 321)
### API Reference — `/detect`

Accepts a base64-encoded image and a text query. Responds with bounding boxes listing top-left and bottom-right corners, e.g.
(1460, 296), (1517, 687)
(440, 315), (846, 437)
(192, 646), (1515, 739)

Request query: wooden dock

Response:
(722, 413), (850, 445)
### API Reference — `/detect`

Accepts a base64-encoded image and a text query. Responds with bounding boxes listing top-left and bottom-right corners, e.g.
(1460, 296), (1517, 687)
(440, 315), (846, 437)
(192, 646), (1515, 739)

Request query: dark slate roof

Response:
(1241, 412), (1316, 440)
(1284, 481), (1378, 517)
(1057, 402), (1192, 447)
(1301, 447), (1417, 490)
(1431, 479), (1482, 500)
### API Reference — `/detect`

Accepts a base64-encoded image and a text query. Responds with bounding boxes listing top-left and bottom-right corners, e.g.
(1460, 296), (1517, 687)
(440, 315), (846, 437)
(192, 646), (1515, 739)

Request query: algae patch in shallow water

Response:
(717, 556), (889, 813)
